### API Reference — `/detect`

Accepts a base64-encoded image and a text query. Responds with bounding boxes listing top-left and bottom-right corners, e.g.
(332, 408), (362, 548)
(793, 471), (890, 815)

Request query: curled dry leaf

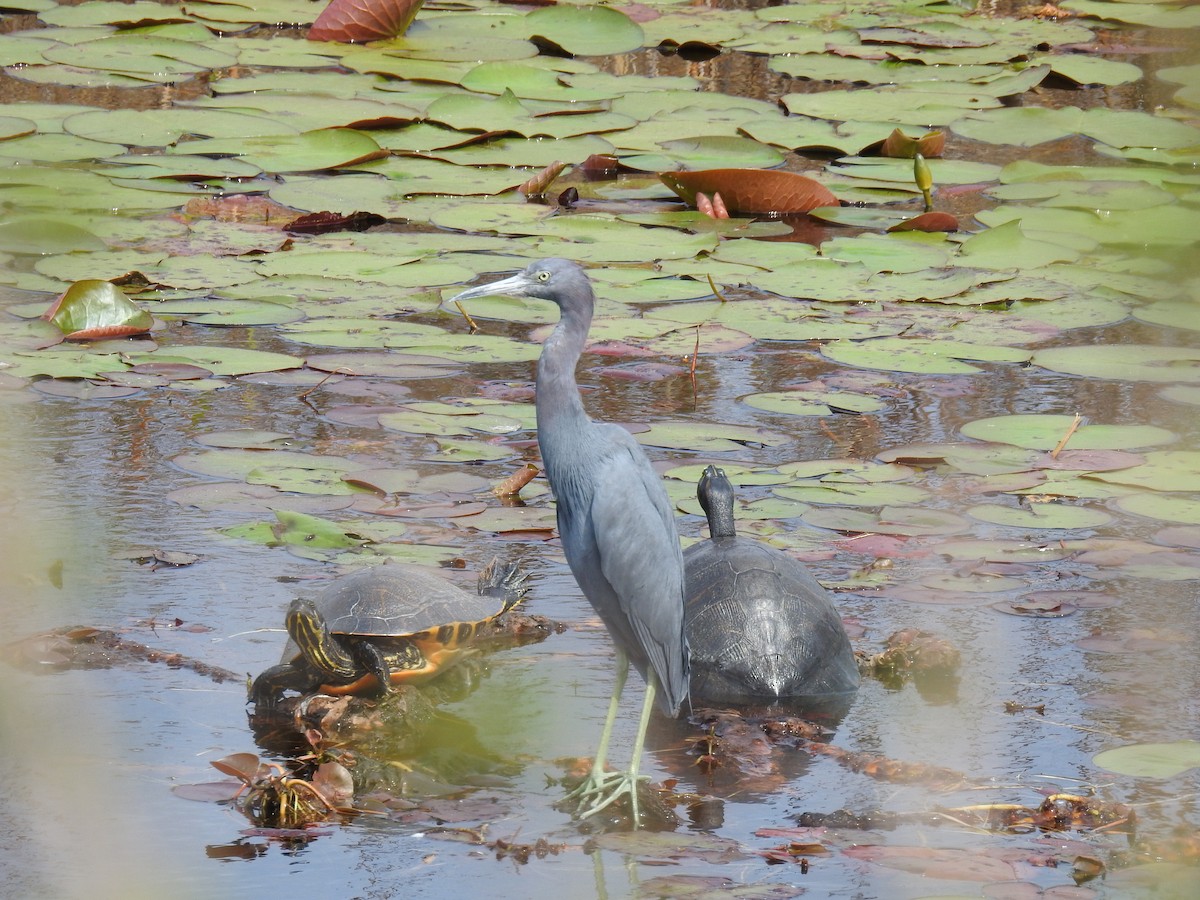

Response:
(517, 160), (567, 197)
(309, 0), (425, 43)
(660, 169), (837, 215)
(880, 128), (945, 159)
(493, 464), (539, 497)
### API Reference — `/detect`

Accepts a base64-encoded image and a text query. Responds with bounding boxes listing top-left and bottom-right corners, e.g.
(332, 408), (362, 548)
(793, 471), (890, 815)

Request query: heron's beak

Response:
(441, 273), (533, 310)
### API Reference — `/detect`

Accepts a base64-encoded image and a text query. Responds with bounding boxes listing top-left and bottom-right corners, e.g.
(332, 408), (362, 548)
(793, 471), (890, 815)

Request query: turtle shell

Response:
(684, 467), (859, 703)
(319, 564), (503, 641)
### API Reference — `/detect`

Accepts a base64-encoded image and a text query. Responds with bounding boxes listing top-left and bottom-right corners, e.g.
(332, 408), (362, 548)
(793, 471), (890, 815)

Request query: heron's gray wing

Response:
(588, 429), (689, 715)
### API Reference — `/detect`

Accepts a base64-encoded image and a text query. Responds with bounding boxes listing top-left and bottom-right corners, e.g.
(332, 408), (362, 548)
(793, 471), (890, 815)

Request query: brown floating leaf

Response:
(308, 0), (425, 43)
(579, 153), (622, 180)
(286, 210), (387, 235)
(660, 168), (837, 215)
(887, 212), (959, 233)
(880, 127), (945, 159)
(212, 752), (269, 783)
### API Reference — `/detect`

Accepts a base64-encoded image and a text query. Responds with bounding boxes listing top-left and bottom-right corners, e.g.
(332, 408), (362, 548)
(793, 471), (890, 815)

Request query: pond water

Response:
(1, 0), (1199, 898)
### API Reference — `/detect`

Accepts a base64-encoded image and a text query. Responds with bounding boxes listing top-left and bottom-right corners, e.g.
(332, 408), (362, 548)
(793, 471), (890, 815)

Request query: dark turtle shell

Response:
(684, 466), (859, 703)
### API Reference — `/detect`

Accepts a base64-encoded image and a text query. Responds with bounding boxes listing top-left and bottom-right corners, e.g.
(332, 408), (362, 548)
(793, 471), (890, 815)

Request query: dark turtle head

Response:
(697, 465), (737, 539)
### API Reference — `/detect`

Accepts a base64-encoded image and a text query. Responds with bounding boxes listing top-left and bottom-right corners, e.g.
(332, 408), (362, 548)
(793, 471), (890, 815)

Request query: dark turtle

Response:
(684, 466), (859, 702)
(250, 558), (527, 708)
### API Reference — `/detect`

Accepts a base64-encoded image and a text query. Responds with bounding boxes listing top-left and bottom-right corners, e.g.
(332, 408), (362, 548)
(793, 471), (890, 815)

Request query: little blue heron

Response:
(449, 258), (689, 826)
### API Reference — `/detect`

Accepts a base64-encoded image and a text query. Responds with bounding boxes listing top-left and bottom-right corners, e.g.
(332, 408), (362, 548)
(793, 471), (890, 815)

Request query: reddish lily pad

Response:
(309, 0), (424, 43)
(660, 168), (837, 214)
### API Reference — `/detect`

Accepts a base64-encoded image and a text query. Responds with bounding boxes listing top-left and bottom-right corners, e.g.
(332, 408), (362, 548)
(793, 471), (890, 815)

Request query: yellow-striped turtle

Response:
(684, 466), (858, 702)
(250, 559), (527, 708)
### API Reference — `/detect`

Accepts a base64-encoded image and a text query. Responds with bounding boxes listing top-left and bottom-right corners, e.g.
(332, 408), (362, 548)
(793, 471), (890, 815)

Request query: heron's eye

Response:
(536, 270), (550, 282)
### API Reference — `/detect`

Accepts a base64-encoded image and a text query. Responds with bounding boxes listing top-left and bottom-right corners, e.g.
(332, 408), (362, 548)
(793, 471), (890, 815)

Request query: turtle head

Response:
(284, 597), (357, 679)
(698, 465), (737, 539)
(285, 597), (327, 647)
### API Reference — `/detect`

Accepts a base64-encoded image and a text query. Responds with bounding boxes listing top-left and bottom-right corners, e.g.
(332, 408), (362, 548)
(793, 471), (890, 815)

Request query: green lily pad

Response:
(523, 5), (645, 57)
(960, 415), (1175, 451)
(173, 448), (356, 480)
(635, 421), (788, 452)
(822, 337), (1031, 375)
(0, 218), (107, 255)
(1093, 740), (1200, 779)
(802, 506), (970, 537)
(123, 345), (302, 376)
(1086, 451), (1200, 492)
(968, 503), (1113, 530)
(175, 128), (383, 173)
(1118, 493), (1200, 525)
(742, 390), (886, 417)
(1032, 345), (1200, 383)
(42, 280), (154, 339)
(775, 481), (929, 507)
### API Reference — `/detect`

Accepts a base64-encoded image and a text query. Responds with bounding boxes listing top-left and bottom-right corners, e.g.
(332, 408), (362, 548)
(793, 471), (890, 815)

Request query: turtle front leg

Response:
(354, 641), (396, 695)
(250, 663), (306, 708)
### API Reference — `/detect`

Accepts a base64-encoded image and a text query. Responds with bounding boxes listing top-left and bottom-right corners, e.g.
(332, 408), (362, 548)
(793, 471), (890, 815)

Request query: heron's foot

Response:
(566, 769), (649, 823)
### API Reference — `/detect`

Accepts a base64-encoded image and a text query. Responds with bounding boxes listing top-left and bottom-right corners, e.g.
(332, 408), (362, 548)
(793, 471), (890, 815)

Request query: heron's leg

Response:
(565, 650), (628, 807)
(624, 675), (657, 827)
(575, 675), (659, 828)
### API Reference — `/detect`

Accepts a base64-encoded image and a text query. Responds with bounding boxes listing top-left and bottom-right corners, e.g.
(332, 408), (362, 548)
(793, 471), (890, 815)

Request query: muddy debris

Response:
(3, 625), (241, 684)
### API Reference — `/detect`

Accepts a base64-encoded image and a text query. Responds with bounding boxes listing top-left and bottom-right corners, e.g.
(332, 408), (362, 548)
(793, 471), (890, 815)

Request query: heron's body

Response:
(449, 259), (689, 826)
(535, 286), (688, 715)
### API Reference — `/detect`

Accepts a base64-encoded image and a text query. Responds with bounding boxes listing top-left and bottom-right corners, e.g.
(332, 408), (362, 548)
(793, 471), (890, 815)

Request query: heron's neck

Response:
(535, 298), (595, 474)
(536, 298), (592, 423)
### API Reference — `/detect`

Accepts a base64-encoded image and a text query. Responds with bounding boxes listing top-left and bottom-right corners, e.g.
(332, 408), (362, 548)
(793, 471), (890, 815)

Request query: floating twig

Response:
(1050, 413), (1083, 458)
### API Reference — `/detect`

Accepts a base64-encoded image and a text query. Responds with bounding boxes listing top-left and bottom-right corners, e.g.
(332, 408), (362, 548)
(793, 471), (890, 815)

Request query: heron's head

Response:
(445, 258), (593, 312)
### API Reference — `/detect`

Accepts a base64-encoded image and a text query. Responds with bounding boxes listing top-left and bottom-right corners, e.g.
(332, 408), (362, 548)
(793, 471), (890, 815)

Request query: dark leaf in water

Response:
(843, 844), (1017, 881)
(579, 154), (622, 180)
(312, 761), (355, 807)
(638, 874), (800, 898)
(308, 0), (425, 43)
(286, 210), (387, 235)
(661, 169), (837, 214)
(422, 796), (510, 823)
(992, 596), (1078, 618)
(127, 362), (213, 380)
(887, 212), (959, 233)
(556, 186), (579, 208)
(172, 781), (245, 803)
(211, 752), (268, 783)
(31, 380), (142, 400)
(591, 829), (749, 864)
